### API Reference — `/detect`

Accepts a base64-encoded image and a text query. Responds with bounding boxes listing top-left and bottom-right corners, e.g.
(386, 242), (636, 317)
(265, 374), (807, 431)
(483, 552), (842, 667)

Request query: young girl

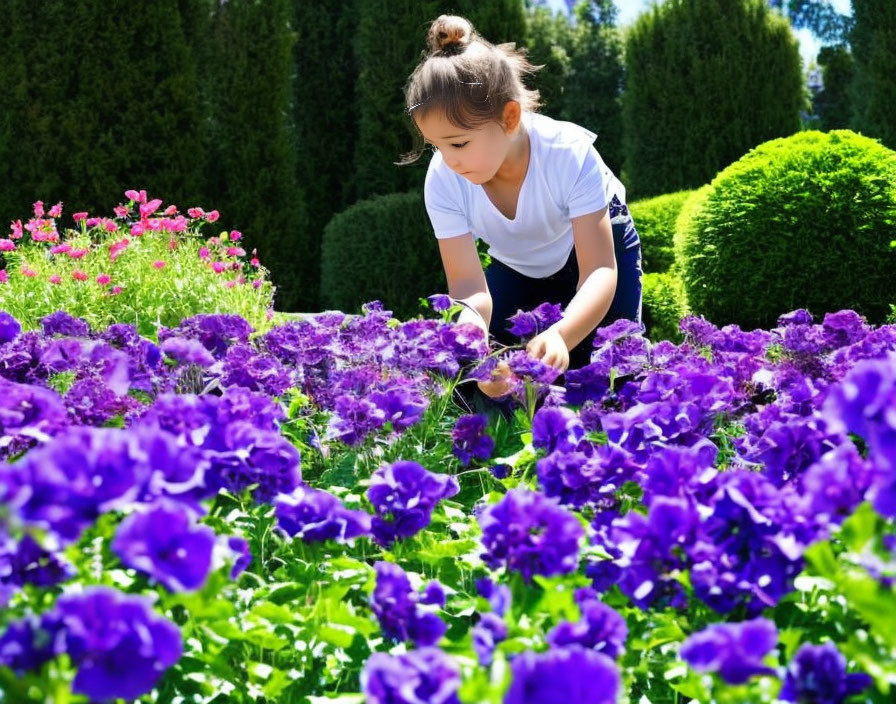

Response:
(401, 15), (644, 398)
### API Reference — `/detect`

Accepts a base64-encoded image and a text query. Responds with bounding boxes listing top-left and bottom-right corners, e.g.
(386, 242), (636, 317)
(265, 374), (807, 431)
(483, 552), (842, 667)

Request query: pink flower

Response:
(252, 278), (263, 289)
(0, 270), (8, 283)
(130, 223), (145, 237)
(110, 285), (123, 295)
(224, 280), (236, 288)
(113, 205), (130, 218)
(72, 269), (88, 281)
(68, 248), (89, 259)
(73, 212), (88, 223)
(104, 220), (119, 232)
(164, 204), (178, 216)
(199, 247), (210, 259)
(0, 239), (16, 251)
(96, 273), (111, 285)
(125, 189), (147, 204)
(187, 207), (205, 219)
(168, 239), (178, 251)
(205, 210), (220, 223)
(49, 274), (62, 284)
(212, 261), (226, 273)
(33, 201), (45, 218)
(229, 230), (242, 241)
(226, 246), (245, 257)
(86, 217), (102, 227)
(152, 260), (166, 269)
(9, 220), (23, 239)
(139, 199), (163, 218)
(50, 243), (72, 254)
(21, 266), (37, 278)
(250, 257), (260, 268)
(48, 202), (63, 218)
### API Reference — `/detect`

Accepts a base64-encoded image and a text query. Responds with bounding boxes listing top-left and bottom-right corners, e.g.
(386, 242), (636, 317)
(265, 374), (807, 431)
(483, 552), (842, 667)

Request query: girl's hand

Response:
(477, 360), (513, 399)
(526, 327), (570, 373)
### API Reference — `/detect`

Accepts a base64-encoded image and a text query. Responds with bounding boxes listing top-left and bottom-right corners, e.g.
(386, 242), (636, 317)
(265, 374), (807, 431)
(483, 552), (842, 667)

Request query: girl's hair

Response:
(397, 14), (542, 166)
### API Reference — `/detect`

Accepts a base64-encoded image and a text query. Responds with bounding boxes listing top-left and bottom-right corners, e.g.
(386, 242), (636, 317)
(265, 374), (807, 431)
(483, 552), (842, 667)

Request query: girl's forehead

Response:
(415, 110), (476, 140)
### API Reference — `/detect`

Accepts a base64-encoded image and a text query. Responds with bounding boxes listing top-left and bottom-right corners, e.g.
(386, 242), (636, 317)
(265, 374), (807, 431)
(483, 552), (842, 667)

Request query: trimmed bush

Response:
(674, 130), (896, 329)
(320, 191), (445, 320)
(628, 190), (694, 274)
(621, 0), (803, 200)
(642, 271), (688, 344)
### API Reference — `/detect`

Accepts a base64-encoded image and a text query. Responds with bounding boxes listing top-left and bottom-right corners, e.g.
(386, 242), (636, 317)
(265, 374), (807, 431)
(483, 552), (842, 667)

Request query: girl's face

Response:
(414, 105), (520, 185)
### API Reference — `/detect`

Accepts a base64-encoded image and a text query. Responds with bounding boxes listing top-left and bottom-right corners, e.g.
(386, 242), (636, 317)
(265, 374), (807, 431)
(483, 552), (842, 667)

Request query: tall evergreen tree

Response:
(560, 0), (625, 173)
(292, 0), (358, 310)
(849, 0), (896, 150)
(204, 0), (307, 312)
(813, 45), (854, 131)
(621, 0), (803, 199)
(0, 0), (206, 226)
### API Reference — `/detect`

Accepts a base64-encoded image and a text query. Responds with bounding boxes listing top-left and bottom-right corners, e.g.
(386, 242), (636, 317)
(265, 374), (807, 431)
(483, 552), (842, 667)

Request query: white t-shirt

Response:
(423, 111), (626, 278)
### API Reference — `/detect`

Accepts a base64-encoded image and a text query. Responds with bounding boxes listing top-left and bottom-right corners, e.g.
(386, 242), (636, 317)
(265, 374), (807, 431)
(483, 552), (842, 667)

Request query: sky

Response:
(545, 0), (854, 66)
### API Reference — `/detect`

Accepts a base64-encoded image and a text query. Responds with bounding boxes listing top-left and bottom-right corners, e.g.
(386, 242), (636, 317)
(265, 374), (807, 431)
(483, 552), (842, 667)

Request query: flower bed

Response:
(0, 302), (894, 703)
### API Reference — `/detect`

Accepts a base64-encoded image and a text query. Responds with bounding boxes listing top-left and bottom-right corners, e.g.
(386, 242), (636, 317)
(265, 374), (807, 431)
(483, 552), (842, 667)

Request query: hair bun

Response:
(427, 15), (472, 54)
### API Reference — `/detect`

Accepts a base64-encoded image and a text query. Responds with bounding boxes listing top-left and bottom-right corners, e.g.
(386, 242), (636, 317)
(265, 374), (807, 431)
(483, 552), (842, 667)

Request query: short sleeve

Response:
(424, 157), (472, 239)
(567, 145), (608, 220)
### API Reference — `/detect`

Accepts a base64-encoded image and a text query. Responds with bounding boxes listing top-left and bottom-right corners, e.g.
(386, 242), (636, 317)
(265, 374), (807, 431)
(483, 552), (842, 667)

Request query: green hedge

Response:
(621, 0), (803, 200)
(320, 191), (445, 320)
(642, 271), (688, 344)
(674, 130), (896, 329)
(628, 190), (694, 274)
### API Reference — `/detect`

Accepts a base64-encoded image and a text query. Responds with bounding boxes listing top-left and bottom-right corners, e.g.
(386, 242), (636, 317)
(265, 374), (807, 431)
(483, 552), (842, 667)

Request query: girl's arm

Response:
(551, 206), (617, 351)
(437, 233), (492, 339)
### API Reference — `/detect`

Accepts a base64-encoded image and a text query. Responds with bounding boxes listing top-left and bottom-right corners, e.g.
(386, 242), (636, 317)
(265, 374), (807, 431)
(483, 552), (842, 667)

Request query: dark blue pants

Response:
(485, 202), (644, 371)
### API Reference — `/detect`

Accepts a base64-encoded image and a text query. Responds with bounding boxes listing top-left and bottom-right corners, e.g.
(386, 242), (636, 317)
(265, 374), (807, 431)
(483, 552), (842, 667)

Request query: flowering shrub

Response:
(1, 302), (895, 703)
(0, 191), (275, 337)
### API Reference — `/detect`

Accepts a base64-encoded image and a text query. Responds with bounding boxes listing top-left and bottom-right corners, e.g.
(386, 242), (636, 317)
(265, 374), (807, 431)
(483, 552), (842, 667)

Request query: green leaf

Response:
(248, 601), (298, 625)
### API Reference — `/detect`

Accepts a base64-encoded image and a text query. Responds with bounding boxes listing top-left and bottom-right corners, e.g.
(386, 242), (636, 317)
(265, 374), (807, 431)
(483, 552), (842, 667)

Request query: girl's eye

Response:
(451, 142), (469, 149)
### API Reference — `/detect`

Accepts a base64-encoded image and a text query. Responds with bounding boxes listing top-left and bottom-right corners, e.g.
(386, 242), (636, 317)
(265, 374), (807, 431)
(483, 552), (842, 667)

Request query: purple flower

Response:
(507, 302), (564, 338)
(54, 587), (182, 700)
(0, 378), (69, 460)
(370, 562), (446, 646)
(0, 311), (22, 344)
(160, 336), (215, 367)
(1, 533), (74, 590)
(822, 352), (896, 517)
(41, 311), (91, 338)
(0, 613), (60, 674)
(777, 309), (814, 326)
(370, 384), (429, 431)
(504, 646), (620, 704)
(780, 642), (872, 704)
(274, 485), (371, 543)
(158, 313), (253, 359)
(221, 342), (294, 396)
(226, 536), (251, 579)
(452, 413), (495, 466)
(427, 294), (453, 312)
(680, 618), (778, 684)
(112, 500), (216, 592)
(546, 596), (627, 660)
(472, 612), (507, 666)
(821, 310), (869, 349)
(367, 461), (459, 546)
(476, 577), (512, 616)
(362, 648), (461, 704)
(325, 394), (387, 445)
(477, 489), (583, 581)
(532, 406), (584, 453)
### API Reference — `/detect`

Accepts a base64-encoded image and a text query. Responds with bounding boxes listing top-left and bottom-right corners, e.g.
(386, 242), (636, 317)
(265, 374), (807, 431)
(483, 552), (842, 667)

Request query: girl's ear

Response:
(500, 100), (522, 134)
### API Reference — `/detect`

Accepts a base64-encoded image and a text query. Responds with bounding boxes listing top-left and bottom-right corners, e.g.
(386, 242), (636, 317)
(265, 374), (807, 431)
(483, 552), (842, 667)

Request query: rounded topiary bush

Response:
(674, 130), (896, 329)
(629, 190), (694, 273)
(320, 190), (446, 320)
(642, 271), (688, 343)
